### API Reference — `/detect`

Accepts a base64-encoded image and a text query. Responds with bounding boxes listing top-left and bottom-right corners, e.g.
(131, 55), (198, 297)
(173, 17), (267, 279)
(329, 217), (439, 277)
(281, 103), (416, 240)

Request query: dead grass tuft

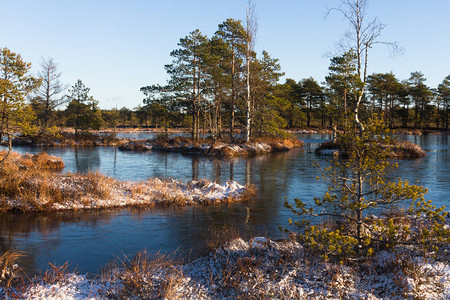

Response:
(84, 171), (115, 199)
(41, 262), (70, 285)
(389, 253), (445, 299)
(0, 152), (255, 212)
(239, 184), (257, 201)
(206, 224), (241, 251)
(31, 152), (65, 171)
(0, 249), (24, 288)
(316, 140), (426, 158)
(115, 251), (185, 299)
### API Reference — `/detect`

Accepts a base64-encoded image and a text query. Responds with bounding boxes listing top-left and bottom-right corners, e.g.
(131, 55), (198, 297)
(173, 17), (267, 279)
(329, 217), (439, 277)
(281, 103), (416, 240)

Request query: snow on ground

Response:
(8, 237), (449, 299)
(20, 274), (102, 300)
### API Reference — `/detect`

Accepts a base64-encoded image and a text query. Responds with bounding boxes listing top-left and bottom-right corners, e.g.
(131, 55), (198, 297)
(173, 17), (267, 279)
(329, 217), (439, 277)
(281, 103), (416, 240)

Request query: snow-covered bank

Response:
(2, 176), (256, 212)
(7, 237), (449, 299)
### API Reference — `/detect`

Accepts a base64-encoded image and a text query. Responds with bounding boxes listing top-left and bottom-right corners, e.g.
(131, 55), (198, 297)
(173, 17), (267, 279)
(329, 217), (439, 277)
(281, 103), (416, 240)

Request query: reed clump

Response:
(110, 251), (186, 299)
(389, 140), (427, 158)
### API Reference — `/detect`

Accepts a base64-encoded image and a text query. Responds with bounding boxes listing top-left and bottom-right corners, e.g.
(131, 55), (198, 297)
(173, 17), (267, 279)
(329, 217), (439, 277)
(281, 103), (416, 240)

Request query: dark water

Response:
(1, 133), (449, 274)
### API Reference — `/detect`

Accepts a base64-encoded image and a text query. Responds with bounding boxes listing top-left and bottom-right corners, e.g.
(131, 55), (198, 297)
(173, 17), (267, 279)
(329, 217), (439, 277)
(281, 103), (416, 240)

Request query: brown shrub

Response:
(41, 262), (70, 285)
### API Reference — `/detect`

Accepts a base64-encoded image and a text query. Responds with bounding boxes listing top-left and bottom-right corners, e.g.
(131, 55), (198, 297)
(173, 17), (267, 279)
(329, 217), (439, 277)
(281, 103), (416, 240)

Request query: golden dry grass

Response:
(206, 224), (241, 251)
(14, 132), (124, 147)
(0, 249), (24, 288)
(0, 152), (114, 211)
(111, 251), (185, 299)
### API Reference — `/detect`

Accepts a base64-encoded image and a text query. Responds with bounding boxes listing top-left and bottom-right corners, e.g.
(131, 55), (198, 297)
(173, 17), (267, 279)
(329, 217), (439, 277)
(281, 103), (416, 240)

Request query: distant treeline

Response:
(2, 16), (449, 144)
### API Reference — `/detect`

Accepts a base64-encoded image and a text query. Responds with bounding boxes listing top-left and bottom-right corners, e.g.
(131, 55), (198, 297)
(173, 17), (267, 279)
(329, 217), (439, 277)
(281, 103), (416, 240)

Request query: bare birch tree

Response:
(328, 0), (401, 133)
(244, 0), (257, 142)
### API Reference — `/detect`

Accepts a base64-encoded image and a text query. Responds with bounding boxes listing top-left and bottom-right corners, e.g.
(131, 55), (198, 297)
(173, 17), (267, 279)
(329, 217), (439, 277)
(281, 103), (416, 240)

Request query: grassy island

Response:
(119, 136), (304, 156)
(0, 151), (256, 213)
(315, 137), (427, 158)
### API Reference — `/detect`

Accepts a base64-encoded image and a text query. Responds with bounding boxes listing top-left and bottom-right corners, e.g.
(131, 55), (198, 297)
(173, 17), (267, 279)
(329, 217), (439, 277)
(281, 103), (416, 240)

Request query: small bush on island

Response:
(285, 116), (449, 261)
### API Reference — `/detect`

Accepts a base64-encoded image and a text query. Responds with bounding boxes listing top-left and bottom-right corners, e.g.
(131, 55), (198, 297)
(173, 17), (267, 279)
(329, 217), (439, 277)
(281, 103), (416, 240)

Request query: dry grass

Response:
(251, 136), (305, 149)
(206, 224), (241, 251)
(13, 132), (124, 147)
(84, 171), (115, 199)
(0, 152), (115, 211)
(0, 151), (68, 211)
(386, 253), (446, 299)
(390, 140), (427, 158)
(30, 152), (65, 170)
(3, 235), (449, 299)
(0, 249), (24, 288)
(111, 251), (186, 299)
(40, 262), (70, 285)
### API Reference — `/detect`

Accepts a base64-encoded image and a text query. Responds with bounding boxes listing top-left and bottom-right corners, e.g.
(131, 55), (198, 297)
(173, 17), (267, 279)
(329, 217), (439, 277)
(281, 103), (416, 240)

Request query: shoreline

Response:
(2, 236), (449, 299)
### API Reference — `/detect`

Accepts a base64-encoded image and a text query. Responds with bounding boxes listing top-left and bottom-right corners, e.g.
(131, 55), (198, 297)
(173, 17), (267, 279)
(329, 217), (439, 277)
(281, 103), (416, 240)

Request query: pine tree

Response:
(285, 116), (449, 260)
(325, 50), (360, 129)
(66, 80), (102, 135)
(437, 75), (450, 130)
(215, 18), (246, 140)
(0, 47), (40, 163)
(165, 29), (208, 140)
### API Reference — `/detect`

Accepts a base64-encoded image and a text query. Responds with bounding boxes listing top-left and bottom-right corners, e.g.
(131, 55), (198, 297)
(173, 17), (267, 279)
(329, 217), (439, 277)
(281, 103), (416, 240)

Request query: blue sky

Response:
(2, 0), (449, 109)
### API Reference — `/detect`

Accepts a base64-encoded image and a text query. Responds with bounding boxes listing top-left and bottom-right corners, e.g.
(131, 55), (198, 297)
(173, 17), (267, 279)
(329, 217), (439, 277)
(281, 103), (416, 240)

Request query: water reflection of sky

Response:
(1, 133), (449, 274)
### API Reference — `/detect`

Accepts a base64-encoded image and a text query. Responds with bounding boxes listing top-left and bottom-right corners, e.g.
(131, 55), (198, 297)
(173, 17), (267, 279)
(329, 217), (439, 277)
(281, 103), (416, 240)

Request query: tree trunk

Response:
(230, 52), (236, 141)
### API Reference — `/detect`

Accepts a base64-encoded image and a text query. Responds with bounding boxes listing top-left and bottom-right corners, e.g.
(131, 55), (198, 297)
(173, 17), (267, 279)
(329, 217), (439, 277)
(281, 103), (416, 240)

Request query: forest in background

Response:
(2, 10), (450, 144)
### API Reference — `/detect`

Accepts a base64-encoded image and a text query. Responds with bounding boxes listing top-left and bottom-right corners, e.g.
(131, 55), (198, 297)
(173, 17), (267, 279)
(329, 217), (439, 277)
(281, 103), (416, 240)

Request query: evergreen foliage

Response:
(65, 79), (103, 135)
(0, 47), (40, 162)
